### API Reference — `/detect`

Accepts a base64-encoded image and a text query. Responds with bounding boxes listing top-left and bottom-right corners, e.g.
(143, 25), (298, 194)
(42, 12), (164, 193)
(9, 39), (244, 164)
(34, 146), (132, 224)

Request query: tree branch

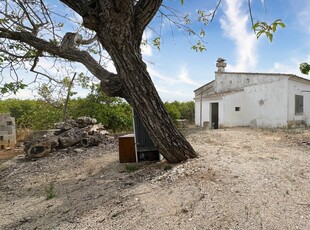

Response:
(0, 28), (125, 97)
(59, 0), (88, 16)
(134, 0), (163, 42)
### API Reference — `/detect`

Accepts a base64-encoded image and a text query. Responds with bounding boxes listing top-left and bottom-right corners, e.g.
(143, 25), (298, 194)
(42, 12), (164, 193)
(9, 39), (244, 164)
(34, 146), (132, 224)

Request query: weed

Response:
(125, 164), (138, 172)
(163, 164), (172, 171)
(45, 181), (56, 200)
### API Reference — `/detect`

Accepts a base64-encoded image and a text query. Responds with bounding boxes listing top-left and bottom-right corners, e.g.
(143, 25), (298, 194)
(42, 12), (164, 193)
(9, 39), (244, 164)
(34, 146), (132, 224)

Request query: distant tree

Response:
(0, 99), (62, 130)
(164, 102), (181, 123)
(300, 63), (310, 75)
(68, 84), (133, 132)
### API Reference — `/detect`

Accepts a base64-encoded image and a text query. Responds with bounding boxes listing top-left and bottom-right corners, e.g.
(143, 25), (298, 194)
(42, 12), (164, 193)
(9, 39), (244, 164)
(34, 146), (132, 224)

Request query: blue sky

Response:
(141, 0), (310, 102)
(4, 0), (310, 102)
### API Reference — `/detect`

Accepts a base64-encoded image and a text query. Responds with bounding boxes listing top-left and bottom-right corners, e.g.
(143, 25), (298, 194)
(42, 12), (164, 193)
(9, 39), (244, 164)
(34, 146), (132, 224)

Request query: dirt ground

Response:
(0, 127), (309, 230)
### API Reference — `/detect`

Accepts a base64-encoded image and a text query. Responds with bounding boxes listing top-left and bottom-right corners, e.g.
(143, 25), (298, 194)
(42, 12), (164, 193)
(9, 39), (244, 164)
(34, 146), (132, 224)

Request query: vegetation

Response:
(164, 101), (194, 123)
(0, 99), (62, 130)
(300, 63), (310, 75)
(0, 91), (194, 133)
(125, 164), (139, 173)
(45, 182), (57, 200)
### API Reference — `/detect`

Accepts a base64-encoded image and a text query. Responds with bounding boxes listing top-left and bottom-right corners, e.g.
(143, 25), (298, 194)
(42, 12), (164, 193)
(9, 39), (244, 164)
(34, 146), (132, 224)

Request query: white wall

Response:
(195, 72), (310, 128)
(196, 78), (289, 128)
(240, 78), (288, 127)
(221, 92), (246, 127)
(215, 72), (284, 94)
(287, 79), (310, 125)
(195, 97), (212, 127)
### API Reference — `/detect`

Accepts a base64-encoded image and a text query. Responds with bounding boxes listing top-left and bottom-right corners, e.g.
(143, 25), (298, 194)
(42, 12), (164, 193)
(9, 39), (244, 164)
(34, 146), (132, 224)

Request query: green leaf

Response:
(278, 22), (286, 28)
(252, 19), (285, 42)
(252, 22), (260, 30)
(191, 40), (206, 52)
(152, 37), (161, 51)
(300, 63), (310, 75)
(0, 81), (28, 95)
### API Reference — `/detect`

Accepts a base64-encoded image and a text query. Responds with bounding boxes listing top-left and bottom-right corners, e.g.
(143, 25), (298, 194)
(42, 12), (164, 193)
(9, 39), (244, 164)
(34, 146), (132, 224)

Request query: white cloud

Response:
(296, 1), (310, 34)
(177, 65), (200, 87)
(267, 56), (310, 78)
(220, 0), (258, 71)
(141, 30), (153, 57)
(147, 64), (199, 101)
(148, 64), (199, 87)
(148, 66), (176, 84)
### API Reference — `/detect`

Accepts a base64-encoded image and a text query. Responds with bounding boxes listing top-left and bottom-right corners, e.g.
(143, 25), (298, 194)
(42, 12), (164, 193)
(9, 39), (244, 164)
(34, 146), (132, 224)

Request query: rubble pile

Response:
(24, 117), (115, 158)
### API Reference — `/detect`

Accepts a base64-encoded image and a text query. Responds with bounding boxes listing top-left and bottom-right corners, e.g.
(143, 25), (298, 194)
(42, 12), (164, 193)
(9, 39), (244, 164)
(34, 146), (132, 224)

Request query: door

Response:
(211, 103), (219, 129)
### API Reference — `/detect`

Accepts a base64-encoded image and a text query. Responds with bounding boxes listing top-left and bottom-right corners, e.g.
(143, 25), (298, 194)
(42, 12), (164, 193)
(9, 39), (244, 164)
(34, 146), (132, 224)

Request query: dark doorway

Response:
(211, 103), (219, 129)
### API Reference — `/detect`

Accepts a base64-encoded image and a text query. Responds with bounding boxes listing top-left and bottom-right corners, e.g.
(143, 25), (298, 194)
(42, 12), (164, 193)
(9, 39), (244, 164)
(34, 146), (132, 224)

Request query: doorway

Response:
(211, 103), (219, 129)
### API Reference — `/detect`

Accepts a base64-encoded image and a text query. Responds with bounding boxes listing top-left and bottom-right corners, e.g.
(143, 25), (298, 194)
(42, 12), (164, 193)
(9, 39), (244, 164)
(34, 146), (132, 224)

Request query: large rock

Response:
(58, 128), (83, 148)
(24, 136), (58, 158)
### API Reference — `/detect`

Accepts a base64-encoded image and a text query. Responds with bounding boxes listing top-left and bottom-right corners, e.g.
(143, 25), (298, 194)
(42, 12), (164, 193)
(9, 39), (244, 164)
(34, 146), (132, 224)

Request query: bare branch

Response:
(248, 0), (254, 27)
(0, 28), (125, 97)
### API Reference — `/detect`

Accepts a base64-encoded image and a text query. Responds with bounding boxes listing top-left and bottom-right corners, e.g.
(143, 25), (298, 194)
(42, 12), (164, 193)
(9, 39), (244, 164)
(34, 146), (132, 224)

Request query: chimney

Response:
(216, 58), (226, 72)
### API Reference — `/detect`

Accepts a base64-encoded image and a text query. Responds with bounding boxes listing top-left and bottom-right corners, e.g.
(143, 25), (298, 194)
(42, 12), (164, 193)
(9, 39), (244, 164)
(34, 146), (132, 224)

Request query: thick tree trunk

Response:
(109, 45), (197, 163)
(59, 0), (198, 163)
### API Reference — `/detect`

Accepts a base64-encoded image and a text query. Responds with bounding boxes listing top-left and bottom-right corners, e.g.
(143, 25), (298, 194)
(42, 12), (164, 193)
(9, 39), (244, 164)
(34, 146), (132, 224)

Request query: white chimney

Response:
(216, 58), (226, 72)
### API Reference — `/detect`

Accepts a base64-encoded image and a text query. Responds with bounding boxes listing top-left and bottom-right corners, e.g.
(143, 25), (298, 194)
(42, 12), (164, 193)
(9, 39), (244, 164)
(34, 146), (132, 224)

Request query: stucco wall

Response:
(195, 96), (223, 127)
(238, 78), (288, 127)
(195, 78), (289, 128)
(215, 72), (285, 94)
(195, 71), (310, 128)
(287, 79), (310, 125)
(219, 78), (288, 127)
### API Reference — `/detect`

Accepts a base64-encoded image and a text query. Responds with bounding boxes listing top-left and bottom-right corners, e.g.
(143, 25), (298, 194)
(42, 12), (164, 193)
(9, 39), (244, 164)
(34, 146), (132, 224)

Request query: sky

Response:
(3, 0), (310, 102)
(141, 0), (310, 102)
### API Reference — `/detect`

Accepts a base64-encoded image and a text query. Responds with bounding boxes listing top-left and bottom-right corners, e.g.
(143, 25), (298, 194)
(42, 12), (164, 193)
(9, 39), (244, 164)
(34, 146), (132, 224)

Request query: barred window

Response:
(295, 95), (304, 115)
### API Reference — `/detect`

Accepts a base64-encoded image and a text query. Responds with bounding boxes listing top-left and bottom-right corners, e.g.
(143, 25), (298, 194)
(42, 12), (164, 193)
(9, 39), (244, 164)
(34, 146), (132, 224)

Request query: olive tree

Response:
(0, 0), (284, 163)
(0, 0), (201, 163)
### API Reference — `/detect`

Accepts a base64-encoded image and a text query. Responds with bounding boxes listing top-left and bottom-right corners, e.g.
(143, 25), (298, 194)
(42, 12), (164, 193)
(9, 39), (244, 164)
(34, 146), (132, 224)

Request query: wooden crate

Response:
(118, 134), (136, 163)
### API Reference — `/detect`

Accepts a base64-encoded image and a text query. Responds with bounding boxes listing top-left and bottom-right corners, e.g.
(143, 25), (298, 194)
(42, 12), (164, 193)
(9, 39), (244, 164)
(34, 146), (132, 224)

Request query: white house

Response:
(194, 59), (310, 129)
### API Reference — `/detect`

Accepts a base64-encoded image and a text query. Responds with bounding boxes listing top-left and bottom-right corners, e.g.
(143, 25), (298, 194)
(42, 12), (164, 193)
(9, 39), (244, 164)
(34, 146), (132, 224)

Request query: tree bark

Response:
(58, 0), (198, 163)
(109, 45), (198, 163)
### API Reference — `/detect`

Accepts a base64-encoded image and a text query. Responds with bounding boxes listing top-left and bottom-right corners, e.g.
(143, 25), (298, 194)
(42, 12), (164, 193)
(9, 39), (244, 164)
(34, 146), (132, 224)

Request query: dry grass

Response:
(16, 128), (33, 142)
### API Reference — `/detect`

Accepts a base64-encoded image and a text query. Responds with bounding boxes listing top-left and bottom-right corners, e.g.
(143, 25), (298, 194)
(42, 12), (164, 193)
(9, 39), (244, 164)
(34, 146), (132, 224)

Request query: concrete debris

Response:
(0, 113), (16, 150)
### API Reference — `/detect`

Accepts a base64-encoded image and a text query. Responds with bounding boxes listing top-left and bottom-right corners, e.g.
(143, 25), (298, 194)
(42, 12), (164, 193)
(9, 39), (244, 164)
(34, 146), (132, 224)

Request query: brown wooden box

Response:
(119, 134), (136, 163)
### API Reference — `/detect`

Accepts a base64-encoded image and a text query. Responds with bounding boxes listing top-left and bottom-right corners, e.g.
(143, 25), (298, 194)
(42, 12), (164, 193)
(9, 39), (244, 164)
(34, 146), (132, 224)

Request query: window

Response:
(235, 107), (240, 112)
(295, 95), (303, 115)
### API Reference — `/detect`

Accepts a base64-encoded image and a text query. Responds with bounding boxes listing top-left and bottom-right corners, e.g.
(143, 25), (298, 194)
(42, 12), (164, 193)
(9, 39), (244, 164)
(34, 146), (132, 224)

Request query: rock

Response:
(58, 128), (83, 148)
(76, 116), (97, 128)
(24, 136), (58, 158)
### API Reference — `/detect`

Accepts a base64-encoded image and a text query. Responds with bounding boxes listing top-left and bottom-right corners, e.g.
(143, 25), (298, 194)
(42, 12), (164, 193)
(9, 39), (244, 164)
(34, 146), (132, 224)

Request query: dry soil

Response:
(0, 127), (309, 230)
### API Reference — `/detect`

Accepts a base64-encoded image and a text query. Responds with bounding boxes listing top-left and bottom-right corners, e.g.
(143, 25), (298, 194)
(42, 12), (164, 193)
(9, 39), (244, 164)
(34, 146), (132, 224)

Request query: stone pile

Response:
(24, 116), (114, 158)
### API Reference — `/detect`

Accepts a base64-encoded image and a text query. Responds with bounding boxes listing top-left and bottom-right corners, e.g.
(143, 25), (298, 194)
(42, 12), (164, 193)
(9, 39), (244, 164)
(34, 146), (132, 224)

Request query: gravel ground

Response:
(0, 127), (309, 230)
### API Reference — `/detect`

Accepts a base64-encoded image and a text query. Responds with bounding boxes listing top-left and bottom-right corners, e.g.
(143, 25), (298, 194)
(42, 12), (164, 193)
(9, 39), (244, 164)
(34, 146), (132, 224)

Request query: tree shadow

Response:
(0, 149), (169, 229)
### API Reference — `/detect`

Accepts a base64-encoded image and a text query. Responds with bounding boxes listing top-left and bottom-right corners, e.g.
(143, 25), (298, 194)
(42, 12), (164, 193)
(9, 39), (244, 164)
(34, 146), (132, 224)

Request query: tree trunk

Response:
(59, 0), (198, 163)
(109, 45), (197, 163)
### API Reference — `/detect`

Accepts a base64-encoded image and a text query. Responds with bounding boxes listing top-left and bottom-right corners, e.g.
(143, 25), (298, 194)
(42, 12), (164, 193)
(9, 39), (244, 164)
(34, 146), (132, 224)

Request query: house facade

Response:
(194, 59), (310, 128)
